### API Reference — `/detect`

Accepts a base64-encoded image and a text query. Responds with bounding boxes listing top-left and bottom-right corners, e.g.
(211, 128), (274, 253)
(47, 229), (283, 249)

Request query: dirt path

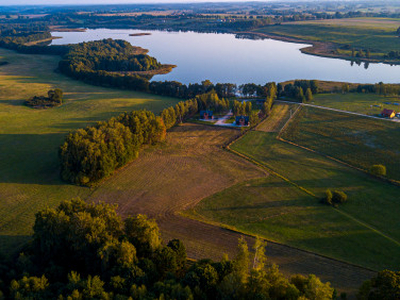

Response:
(89, 123), (374, 296)
(215, 110), (233, 126)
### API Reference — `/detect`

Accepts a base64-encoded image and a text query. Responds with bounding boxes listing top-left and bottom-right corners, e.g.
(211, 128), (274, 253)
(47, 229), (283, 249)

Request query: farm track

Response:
(89, 123), (374, 296)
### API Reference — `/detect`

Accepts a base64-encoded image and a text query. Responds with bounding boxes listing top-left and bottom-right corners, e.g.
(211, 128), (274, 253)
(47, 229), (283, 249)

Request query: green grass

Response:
(281, 106), (400, 180)
(255, 17), (400, 53)
(311, 93), (400, 115)
(0, 48), (180, 255)
(190, 129), (400, 270)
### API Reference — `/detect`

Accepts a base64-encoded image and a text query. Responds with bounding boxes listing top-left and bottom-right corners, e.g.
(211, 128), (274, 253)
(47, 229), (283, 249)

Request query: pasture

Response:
(281, 106), (400, 180)
(190, 111), (400, 270)
(0, 48), (180, 254)
(255, 17), (400, 54)
(311, 92), (400, 115)
(256, 102), (298, 132)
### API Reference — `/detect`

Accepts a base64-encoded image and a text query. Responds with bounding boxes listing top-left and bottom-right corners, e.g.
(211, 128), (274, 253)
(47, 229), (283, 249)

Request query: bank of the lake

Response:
(51, 29), (400, 85)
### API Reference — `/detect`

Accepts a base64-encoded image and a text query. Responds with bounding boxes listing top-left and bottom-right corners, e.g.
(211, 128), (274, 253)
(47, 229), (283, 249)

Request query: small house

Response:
(235, 115), (250, 126)
(381, 109), (396, 119)
(200, 110), (213, 120)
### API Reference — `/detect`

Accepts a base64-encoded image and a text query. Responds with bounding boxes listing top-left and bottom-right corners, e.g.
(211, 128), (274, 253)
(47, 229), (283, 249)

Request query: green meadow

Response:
(190, 123), (400, 270)
(281, 106), (400, 180)
(311, 93), (400, 115)
(255, 17), (400, 53)
(0, 48), (179, 255)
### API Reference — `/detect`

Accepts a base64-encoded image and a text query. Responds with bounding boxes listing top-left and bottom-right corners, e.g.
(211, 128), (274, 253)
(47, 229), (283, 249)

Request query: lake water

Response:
(51, 29), (400, 85)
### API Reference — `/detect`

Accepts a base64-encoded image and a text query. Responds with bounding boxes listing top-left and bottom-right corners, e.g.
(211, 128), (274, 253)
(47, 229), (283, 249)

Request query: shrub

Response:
(370, 164), (386, 177)
(332, 190), (348, 205)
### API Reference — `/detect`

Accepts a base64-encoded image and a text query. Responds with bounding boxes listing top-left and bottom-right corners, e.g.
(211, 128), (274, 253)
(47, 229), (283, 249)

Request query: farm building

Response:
(381, 109), (396, 118)
(235, 115), (250, 126)
(200, 110), (214, 120)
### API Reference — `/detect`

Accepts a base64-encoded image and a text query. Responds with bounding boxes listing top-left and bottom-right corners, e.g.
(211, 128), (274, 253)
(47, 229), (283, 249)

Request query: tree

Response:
(305, 88), (313, 102)
(125, 214), (162, 258)
(332, 190), (348, 205)
(324, 189), (333, 206)
(358, 270), (400, 300)
(397, 26), (400, 36)
(370, 164), (386, 177)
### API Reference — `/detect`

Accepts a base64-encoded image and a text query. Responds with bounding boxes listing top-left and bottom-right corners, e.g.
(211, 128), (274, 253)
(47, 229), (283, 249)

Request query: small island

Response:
(129, 32), (151, 37)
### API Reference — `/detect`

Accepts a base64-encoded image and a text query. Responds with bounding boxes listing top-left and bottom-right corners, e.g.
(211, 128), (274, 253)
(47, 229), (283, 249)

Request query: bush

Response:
(332, 190), (348, 205)
(370, 164), (386, 177)
(323, 189), (347, 206)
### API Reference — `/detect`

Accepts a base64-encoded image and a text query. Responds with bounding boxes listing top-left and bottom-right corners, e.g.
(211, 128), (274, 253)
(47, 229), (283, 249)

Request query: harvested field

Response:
(256, 102), (298, 132)
(89, 123), (374, 296)
(88, 123), (266, 218)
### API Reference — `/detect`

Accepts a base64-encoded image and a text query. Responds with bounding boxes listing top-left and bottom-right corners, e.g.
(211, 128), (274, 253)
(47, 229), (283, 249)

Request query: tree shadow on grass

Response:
(0, 133), (70, 185)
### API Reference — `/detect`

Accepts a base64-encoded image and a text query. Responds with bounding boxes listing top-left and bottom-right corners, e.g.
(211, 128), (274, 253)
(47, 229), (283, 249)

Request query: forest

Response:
(0, 198), (398, 299)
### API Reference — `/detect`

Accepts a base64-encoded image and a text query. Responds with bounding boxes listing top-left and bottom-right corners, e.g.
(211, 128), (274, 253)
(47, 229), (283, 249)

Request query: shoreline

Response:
(236, 31), (400, 66)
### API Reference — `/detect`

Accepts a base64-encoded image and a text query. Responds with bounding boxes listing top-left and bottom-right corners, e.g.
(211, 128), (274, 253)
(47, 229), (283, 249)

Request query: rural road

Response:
(276, 99), (400, 123)
(215, 110), (234, 126)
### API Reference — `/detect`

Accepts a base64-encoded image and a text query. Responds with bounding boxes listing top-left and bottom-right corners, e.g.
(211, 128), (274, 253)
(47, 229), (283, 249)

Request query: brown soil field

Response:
(88, 123), (374, 296)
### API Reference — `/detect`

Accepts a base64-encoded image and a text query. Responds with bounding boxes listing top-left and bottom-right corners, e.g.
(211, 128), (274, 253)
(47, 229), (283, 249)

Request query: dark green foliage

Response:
(60, 110), (166, 185)
(25, 88), (64, 108)
(358, 270), (400, 300)
(332, 190), (348, 205)
(125, 214), (162, 258)
(283, 80), (319, 101)
(0, 200), (337, 299)
(370, 164), (387, 177)
(323, 189), (347, 206)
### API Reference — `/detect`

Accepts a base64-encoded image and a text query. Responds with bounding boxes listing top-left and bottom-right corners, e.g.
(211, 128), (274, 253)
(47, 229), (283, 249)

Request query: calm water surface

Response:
(51, 29), (400, 85)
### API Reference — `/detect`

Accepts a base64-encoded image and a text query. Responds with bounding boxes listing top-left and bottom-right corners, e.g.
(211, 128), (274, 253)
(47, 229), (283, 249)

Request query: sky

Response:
(1, 0), (273, 5)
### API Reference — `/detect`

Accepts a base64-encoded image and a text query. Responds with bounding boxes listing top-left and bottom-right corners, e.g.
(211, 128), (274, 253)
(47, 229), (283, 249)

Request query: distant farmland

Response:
(189, 110), (400, 271)
(281, 106), (400, 180)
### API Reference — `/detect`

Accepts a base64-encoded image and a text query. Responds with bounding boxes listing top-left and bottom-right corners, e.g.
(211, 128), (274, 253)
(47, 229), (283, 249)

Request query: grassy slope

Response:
(255, 18), (400, 53)
(311, 93), (400, 115)
(0, 48), (180, 254)
(256, 102), (298, 132)
(281, 106), (400, 180)
(190, 109), (400, 270)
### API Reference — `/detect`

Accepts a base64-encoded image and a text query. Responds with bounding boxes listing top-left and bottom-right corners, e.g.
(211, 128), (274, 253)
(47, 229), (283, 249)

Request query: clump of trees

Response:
(60, 110), (166, 185)
(322, 189), (348, 207)
(25, 88), (63, 108)
(0, 199), (336, 299)
(370, 164), (387, 177)
(282, 80), (319, 102)
(358, 270), (400, 300)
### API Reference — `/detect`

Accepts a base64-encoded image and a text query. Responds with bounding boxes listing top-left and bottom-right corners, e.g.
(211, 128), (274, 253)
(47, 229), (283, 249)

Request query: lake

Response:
(51, 29), (400, 85)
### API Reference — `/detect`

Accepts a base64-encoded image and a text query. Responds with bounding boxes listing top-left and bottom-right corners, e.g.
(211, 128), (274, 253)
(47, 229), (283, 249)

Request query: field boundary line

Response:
(227, 145), (400, 258)
(335, 209), (400, 247)
(181, 201), (377, 273)
(276, 106), (400, 188)
(277, 104), (302, 138)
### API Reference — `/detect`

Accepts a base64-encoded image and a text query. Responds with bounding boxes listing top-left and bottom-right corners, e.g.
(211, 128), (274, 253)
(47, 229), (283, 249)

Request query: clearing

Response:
(0, 48), (180, 254)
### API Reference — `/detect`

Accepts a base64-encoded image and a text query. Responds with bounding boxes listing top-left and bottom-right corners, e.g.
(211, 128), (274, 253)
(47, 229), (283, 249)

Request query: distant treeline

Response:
(60, 91), (229, 185)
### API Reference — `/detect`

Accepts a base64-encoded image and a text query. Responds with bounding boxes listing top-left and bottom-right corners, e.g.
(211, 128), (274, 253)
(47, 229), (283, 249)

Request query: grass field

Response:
(281, 106), (400, 180)
(311, 93), (400, 115)
(189, 110), (400, 270)
(255, 17), (400, 54)
(0, 48), (180, 255)
(256, 102), (298, 132)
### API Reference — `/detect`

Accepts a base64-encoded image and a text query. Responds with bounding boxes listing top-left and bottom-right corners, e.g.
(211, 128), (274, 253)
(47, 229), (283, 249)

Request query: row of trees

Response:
(282, 80), (318, 102)
(59, 110), (166, 185)
(60, 89), (215, 185)
(0, 199), (336, 299)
